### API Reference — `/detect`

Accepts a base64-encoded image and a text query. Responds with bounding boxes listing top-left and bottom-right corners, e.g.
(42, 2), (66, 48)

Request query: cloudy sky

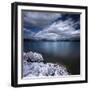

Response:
(22, 11), (80, 40)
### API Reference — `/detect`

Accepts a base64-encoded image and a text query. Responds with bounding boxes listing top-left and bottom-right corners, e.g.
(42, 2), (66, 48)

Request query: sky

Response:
(22, 11), (80, 40)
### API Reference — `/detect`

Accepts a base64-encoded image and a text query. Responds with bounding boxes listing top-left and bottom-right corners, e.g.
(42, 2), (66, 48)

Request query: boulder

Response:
(23, 62), (69, 77)
(23, 51), (69, 78)
(23, 51), (44, 62)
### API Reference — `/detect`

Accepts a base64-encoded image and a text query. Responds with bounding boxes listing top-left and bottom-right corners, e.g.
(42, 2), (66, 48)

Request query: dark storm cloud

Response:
(23, 11), (62, 30)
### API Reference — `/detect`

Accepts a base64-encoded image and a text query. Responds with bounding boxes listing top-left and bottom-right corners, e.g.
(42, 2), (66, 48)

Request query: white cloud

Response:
(23, 11), (80, 40)
(34, 18), (80, 40)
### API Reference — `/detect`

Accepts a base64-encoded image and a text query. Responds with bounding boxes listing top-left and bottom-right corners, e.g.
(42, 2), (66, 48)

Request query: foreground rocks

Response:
(23, 51), (44, 62)
(23, 51), (69, 78)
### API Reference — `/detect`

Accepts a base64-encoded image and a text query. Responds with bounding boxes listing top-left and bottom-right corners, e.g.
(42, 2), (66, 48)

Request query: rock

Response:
(33, 52), (44, 62)
(23, 51), (44, 62)
(23, 51), (69, 78)
(23, 62), (69, 77)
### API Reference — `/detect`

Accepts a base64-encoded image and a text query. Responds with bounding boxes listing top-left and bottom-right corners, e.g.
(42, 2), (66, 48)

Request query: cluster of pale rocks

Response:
(23, 51), (69, 78)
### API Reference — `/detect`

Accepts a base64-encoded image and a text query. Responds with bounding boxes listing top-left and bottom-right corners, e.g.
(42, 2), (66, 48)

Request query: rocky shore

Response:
(23, 51), (69, 78)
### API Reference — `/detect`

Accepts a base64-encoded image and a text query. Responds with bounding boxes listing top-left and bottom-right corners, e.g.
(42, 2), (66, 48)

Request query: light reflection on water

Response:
(24, 41), (80, 57)
(41, 41), (71, 56)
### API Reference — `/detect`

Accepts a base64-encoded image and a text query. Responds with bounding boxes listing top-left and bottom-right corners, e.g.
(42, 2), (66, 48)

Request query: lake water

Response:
(24, 40), (80, 75)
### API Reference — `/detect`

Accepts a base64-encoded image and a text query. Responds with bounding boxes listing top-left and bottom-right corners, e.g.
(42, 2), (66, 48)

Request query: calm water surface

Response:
(24, 41), (80, 75)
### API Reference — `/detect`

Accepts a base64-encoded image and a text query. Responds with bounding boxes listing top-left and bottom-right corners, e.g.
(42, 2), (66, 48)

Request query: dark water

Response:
(24, 40), (80, 75)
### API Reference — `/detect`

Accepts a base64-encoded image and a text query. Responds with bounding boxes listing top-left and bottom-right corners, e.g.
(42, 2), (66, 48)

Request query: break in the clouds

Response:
(23, 28), (35, 39)
(23, 11), (80, 40)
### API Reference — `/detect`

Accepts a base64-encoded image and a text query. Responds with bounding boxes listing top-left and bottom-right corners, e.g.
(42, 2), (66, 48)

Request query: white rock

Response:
(23, 51), (69, 78)
(23, 51), (44, 62)
(33, 52), (44, 62)
(23, 62), (69, 77)
(23, 52), (28, 61)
